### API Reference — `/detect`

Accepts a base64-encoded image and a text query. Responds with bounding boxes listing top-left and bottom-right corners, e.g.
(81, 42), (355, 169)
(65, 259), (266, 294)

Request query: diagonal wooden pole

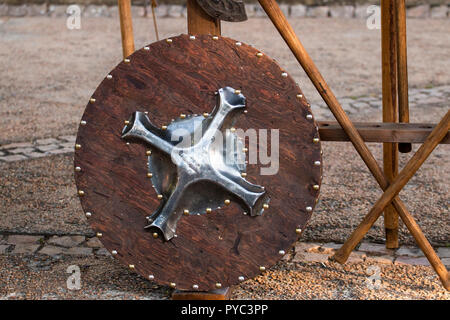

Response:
(333, 110), (450, 289)
(151, 0), (160, 41)
(257, 0), (449, 290)
(118, 0), (135, 58)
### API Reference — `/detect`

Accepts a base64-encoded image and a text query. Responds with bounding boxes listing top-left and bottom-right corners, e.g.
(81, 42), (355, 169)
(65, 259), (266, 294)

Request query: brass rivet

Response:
(149, 274), (154, 280)
(306, 206), (313, 212)
(192, 284), (199, 290)
(152, 232), (158, 239)
(224, 199), (231, 205)
(203, 112), (209, 117)
(241, 172), (247, 178)
(263, 203), (269, 209)
(85, 212), (92, 218)
(259, 266), (266, 271)
(166, 38), (172, 43)
(238, 276), (245, 281)
(78, 190), (85, 196)
(230, 127), (236, 132)
(183, 209), (189, 216)
(75, 144), (81, 150)
(161, 125), (167, 130)
(180, 113), (186, 119)
(170, 282), (176, 288)
(147, 173), (153, 178)
(313, 138), (320, 144)
(314, 161), (321, 166)
(146, 150), (152, 156)
(80, 120), (87, 126)
(212, 36), (219, 40)
(96, 232), (102, 238)
(296, 228), (302, 234)
(129, 264), (135, 269)
(279, 250), (285, 255)
(256, 52), (263, 57)
(157, 194), (163, 200)
(124, 58), (130, 63)
(144, 46), (150, 51)
(296, 94), (303, 98)
(215, 283), (222, 289)
(313, 184), (320, 190)
(106, 74), (112, 79)
(306, 114), (313, 120)
(75, 166), (81, 172)
(111, 250), (117, 255)
(234, 89), (241, 94)
(242, 147), (248, 152)
(281, 72), (288, 77)
(206, 208), (212, 214)
(124, 120), (130, 125)
(89, 98), (96, 103)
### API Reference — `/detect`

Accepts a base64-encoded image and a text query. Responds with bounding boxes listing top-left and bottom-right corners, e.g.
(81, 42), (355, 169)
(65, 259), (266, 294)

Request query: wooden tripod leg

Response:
(118, 0), (135, 58)
(333, 111), (450, 289)
(257, 0), (449, 290)
(396, 0), (412, 153)
(381, 0), (399, 249)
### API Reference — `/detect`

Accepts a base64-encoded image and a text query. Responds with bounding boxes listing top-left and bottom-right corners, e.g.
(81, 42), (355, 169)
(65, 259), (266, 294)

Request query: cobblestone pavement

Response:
(1, 234), (449, 267)
(1, 84), (449, 162)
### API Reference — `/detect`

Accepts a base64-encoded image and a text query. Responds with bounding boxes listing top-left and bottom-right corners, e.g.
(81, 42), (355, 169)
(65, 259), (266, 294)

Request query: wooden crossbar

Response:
(318, 122), (450, 144)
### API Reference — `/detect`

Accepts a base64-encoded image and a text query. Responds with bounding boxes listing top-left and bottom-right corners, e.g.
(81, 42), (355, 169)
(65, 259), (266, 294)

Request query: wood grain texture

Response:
(188, 0), (221, 36)
(318, 122), (450, 144)
(74, 34), (322, 291)
(396, 0), (411, 153)
(381, 0), (399, 249)
(118, 0), (135, 58)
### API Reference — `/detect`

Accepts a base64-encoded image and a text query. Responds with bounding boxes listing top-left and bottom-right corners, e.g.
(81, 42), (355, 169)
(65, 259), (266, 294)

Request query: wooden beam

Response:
(118, 0), (135, 58)
(187, 0), (221, 35)
(396, 0), (412, 153)
(318, 122), (450, 144)
(381, 0), (399, 249)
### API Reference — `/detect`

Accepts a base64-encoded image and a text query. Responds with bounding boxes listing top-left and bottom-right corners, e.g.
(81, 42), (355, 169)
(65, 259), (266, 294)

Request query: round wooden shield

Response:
(74, 34), (322, 291)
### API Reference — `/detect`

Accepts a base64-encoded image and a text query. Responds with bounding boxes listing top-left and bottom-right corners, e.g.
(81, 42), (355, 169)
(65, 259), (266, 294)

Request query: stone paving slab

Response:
(2, 234), (449, 270)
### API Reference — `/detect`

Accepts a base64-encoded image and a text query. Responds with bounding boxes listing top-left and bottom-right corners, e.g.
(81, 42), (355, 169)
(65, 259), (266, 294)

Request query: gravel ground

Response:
(0, 17), (448, 299)
(1, 254), (448, 300)
(1, 17), (450, 143)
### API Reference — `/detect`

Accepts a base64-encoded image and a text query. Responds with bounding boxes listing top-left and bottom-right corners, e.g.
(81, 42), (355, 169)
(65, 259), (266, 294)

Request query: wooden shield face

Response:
(74, 34), (322, 291)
